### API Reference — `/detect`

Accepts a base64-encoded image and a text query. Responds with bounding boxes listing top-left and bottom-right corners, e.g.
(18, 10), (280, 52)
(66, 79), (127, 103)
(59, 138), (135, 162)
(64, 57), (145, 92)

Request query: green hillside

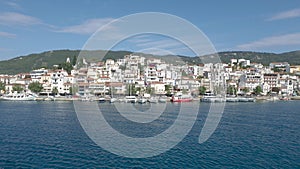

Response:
(0, 49), (299, 75)
(218, 51), (300, 65)
(0, 50), (131, 74)
(0, 50), (79, 75)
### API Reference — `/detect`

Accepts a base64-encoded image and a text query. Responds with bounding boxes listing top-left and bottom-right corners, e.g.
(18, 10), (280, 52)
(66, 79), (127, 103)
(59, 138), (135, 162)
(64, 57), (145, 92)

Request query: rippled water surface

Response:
(0, 101), (299, 168)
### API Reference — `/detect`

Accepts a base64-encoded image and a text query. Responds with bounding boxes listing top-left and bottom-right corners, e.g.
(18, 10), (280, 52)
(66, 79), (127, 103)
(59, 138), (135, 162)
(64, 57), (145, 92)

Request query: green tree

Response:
(227, 85), (236, 95)
(164, 85), (172, 95)
(199, 86), (206, 95)
(0, 82), (5, 93)
(12, 85), (24, 93)
(135, 87), (142, 95)
(127, 84), (136, 95)
(182, 88), (188, 94)
(72, 55), (77, 66)
(181, 71), (188, 77)
(69, 87), (73, 94)
(52, 87), (59, 95)
(272, 67), (281, 72)
(28, 82), (43, 93)
(271, 87), (280, 93)
(196, 75), (204, 79)
(59, 62), (73, 74)
(241, 87), (249, 93)
(254, 86), (263, 95)
(146, 86), (155, 95)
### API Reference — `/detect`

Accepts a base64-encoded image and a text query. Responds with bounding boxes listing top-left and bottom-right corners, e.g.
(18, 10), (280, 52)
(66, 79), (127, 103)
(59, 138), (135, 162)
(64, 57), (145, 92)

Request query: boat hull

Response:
(1, 94), (36, 101)
(171, 94), (193, 102)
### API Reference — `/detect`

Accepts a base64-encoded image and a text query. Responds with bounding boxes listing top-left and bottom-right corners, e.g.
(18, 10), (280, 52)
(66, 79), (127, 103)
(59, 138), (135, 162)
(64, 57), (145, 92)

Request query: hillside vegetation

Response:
(0, 49), (299, 75)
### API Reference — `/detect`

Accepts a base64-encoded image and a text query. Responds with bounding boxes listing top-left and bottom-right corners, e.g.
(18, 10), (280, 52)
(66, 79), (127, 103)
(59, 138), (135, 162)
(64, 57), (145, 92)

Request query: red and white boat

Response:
(171, 93), (193, 102)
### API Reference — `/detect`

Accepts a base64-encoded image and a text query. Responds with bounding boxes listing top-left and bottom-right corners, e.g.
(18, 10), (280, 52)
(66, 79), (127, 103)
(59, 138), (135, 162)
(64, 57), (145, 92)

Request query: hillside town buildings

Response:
(1, 54), (300, 98)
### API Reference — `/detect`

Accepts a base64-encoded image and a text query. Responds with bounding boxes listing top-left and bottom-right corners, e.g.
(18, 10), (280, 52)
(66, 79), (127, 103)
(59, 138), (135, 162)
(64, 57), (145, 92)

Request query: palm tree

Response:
(254, 86), (263, 95)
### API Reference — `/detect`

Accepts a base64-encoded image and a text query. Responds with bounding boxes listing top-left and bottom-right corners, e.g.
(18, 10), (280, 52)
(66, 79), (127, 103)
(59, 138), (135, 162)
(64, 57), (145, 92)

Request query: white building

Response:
(30, 68), (48, 82)
(49, 69), (70, 94)
(150, 82), (166, 94)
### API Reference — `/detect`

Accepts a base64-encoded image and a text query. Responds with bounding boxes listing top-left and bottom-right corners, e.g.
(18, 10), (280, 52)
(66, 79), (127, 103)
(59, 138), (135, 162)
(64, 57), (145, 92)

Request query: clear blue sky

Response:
(0, 0), (300, 60)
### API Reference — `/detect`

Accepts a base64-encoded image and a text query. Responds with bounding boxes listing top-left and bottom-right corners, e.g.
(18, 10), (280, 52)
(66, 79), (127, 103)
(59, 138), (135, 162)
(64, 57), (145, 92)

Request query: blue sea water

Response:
(0, 101), (299, 168)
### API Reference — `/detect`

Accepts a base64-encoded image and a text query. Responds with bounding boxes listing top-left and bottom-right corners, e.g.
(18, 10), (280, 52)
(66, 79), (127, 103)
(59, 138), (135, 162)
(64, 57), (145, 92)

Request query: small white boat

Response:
(148, 97), (158, 103)
(1, 93), (36, 101)
(171, 93), (193, 102)
(110, 98), (118, 103)
(226, 97), (239, 102)
(98, 97), (106, 103)
(138, 98), (147, 104)
(81, 97), (91, 102)
(125, 96), (137, 103)
(44, 96), (54, 101)
(266, 96), (279, 102)
(158, 96), (168, 103)
(201, 95), (225, 102)
(225, 97), (255, 102)
(118, 98), (126, 103)
(238, 97), (255, 102)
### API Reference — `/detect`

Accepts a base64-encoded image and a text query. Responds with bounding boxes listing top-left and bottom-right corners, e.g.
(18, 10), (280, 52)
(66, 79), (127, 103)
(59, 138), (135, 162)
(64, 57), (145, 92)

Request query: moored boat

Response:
(125, 96), (137, 103)
(225, 96), (256, 102)
(238, 97), (255, 102)
(1, 93), (36, 101)
(137, 97), (147, 104)
(158, 96), (168, 103)
(110, 97), (118, 103)
(148, 97), (158, 103)
(201, 95), (225, 102)
(98, 97), (106, 103)
(171, 93), (192, 102)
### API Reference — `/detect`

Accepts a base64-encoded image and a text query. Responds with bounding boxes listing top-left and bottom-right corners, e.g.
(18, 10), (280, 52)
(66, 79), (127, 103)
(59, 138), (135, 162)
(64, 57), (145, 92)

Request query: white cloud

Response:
(237, 33), (300, 50)
(126, 35), (194, 56)
(268, 8), (300, 21)
(0, 12), (42, 26)
(0, 47), (11, 51)
(5, 1), (22, 10)
(0, 31), (16, 38)
(128, 35), (184, 49)
(57, 18), (115, 35)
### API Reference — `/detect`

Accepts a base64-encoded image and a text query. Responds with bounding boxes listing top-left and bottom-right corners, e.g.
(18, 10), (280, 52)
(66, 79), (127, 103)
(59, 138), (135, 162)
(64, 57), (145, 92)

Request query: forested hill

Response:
(0, 49), (299, 75)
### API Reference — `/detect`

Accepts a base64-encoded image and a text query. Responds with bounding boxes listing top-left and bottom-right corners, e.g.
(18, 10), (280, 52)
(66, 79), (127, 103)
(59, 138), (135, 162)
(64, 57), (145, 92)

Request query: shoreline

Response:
(1, 95), (300, 102)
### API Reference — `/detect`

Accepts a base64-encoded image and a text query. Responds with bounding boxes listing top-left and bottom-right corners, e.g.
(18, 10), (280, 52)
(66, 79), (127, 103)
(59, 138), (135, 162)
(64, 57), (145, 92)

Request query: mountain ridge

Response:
(0, 49), (300, 75)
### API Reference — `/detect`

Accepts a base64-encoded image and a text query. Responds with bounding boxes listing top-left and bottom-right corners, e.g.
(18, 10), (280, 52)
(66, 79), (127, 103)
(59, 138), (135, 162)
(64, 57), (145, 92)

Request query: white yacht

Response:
(225, 96), (256, 102)
(1, 93), (36, 101)
(201, 94), (225, 103)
